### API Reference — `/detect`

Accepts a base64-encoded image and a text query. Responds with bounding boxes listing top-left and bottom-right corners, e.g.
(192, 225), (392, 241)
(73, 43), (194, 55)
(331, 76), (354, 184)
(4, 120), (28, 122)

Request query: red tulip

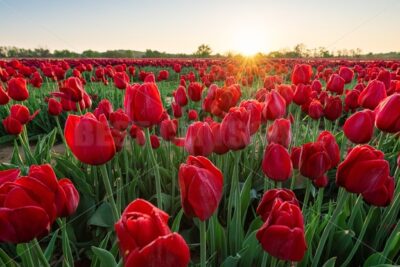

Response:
(313, 174), (329, 188)
(317, 131), (340, 168)
(109, 109), (129, 131)
(10, 104), (39, 125)
(263, 90), (286, 121)
(343, 110), (375, 143)
(308, 100), (324, 119)
(65, 113), (116, 165)
(48, 98), (63, 116)
(0, 85), (10, 105)
(113, 72), (130, 90)
(188, 109), (198, 121)
(179, 156), (223, 221)
(124, 83), (164, 127)
(174, 85), (188, 106)
(59, 77), (85, 102)
(240, 100), (262, 135)
(160, 119), (178, 141)
(150, 135), (160, 149)
(344, 89), (360, 112)
(262, 143), (292, 181)
(256, 189), (299, 221)
(299, 142), (331, 180)
(375, 93), (400, 133)
(276, 84), (294, 106)
(358, 80), (387, 110)
(291, 146), (301, 169)
(324, 96), (342, 121)
(336, 145), (394, 207)
(210, 122), (229, 155)
(172, 102), (183, 118)
(293, 84), (312, 106)
(115, 199), (190, 267)
(291, 64), (312, 85)
(327, 74), (345, 95)
(311, 79), (322, 93)
(266, 118), (291, 148)
(0, 168), (20, 184)
(256, 202), (306, 262)
(184, 122), (214, 156)
(2, 116), (23, 135)
(7, 77), (29, 101)
(339, 67), (354, 84)
(187, 82), (203, 102)
(220, 107), (251, 151)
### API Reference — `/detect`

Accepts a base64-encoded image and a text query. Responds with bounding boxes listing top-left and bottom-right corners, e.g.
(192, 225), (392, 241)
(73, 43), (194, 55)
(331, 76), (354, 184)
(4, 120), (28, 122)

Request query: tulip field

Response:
(0, 57), (400, 267)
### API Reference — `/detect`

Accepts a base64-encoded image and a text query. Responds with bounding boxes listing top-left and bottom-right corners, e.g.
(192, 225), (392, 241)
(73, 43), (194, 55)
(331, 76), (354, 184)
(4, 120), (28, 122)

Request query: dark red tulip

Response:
(111, 128), (127, 152)
(263, 90), (286, 121)
(160, 119), (178, 141)
(256, 202), (306, 262)
(324, 96), (342, 121)
(172, 102), (183, 118)
(313, 174), (329, 188)
(377, 69), (391, 90)
(291, 146), (301, 169)
(65, 113), (116, 165)
(150, 135), (160, 149)
(188, 109), (198, 121)
(0, 168), (20, 184)
(220, 107), (251, 151)
(262, 143), (292, 181)
(174, 86), (188, 106)
(210, 122), (229, 155)
(240, 100), (262, 135)
(317, 131), (340, 168)
(256, 189), (299, 221)
(293, 84), (312, 106)
(308, 100), (324, 120)
(179, 156), (223, 221)
(299, 142), (331, 180)
(291, 64), (312, 85)
(0, 85), (10, 105)
(336, 145), (394, 207)
(276, 84), (294, 106)
(358, 80), (387, 110)
(109, 109), (130, 131)
(124, 83), (164, 127)
(7, 77), (29, 101)
(344, 89), (360, 112)
(339, 67), (354, 84)
(2, 116), (23, 135)
(187, 82), (203, 102)
(343, 110), (375, 143)
(48, 98), (63, 116)
(113, 71), (130, 90)
(184, 121), (214, 156)
(136, 128), (146, 146)
(115, 199), (190, 267)
(266, 118), (291, 148)
(375, 93), (400, 133)
(327, 74), (345, 95)
(311, 79), (322, 93)
(59, 77), (85, 102)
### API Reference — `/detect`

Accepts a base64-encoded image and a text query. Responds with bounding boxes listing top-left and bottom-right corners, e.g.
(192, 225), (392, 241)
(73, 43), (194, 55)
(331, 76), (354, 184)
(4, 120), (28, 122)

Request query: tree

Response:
(195, 44), (212, 57)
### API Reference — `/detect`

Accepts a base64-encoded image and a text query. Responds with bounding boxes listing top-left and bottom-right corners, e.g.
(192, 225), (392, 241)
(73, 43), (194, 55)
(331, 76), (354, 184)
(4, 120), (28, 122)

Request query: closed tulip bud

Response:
(184, 121), (214, 156)
(113, 71), (130, 90)
(124, 83), (164, 127)
(317, 131), (340, 168)
(65, 113), (116, 165)
(324, 96), (342, 121)
(311, 79), (322, 93)
(160, 119), (178, 141)
(7, 77), (29, 101)
(291, 146), (301, 169)
(266, 118), (291, 148)
(276, 84), (294, 106)
(308, 100), (324, 120)
(136, 128), (146, 146)
(48, 98), (63, 116)
(375, 93), (400, 133)
(210, 122), (229, 155)
(187, 82), (203, 102)
(339, 67), (354, 84)
(172, 102), (183, 118)
(263, 90), (286, 121)
(293, 84), (312, 105)
(111, 128), (127, 152)
(109, 109), (130, 131)
(179, 156), (223, 221)
(2, 116), (23, 135)
(327, 74), (345, 95)
(291, 64), (312, 85)
(0, 85), (10, 105)
(343, 109), (375, 143)
(150, 135), (160, 149)
(188, 109), (198, 121)
(262, 143), (292, 181)
(358, 80), (387, 110)
(313, 174), (329, 188)
(256, 189), (299, 221)
(174, 86), (188, 106)
(299, 142), (331, 180)
(344, 89), (360, 112)
(94, 99), (114, 120)
(240, 100), (262, 135)
(220, 107), (251, 151)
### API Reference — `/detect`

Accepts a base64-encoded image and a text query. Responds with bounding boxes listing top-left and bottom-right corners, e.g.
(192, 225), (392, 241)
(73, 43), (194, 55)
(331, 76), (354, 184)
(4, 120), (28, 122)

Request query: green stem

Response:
(100, 164), (119, 221)
(261, 252), (268, 267)
(302, 181), (311, 210)
(312, 190), (349, 267)
(340, 207), (375, 267)
(145, 128), (163, 209)
(199, 219), (207, 267)
(32, 239), (50, 267)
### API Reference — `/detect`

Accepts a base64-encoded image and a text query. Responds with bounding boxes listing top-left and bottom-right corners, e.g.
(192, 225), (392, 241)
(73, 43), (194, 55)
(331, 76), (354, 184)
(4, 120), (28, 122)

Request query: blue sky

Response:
(0, 0), (399, 54)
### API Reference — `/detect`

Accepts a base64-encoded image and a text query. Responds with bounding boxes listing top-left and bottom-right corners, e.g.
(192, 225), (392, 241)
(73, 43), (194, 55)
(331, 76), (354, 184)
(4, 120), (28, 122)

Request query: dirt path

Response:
(0, 143), (65, 163)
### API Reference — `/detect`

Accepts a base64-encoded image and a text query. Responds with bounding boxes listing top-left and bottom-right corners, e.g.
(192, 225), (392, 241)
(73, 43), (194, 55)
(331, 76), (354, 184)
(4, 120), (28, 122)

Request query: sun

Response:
(233, 26), (268, 56)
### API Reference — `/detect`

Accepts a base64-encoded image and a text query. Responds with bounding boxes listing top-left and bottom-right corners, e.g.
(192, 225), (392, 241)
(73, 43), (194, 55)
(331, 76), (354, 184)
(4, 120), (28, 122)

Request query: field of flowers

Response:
(0, 57), (399, 267)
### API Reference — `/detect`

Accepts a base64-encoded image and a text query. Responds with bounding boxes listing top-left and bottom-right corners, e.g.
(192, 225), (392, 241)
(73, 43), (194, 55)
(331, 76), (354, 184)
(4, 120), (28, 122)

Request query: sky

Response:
(0, 0), (399, 55)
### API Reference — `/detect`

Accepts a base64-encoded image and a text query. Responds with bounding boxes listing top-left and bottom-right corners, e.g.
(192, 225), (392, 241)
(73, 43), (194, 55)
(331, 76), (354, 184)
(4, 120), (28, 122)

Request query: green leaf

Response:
(240, 173), (252, 223)
(88, 202), (114, 227)
(0, 248), (19, 267)
(322, 257), (337, 267)
(44, 229), (60, 261)
(171, 209), (184, 232)
(385, 231), (400, 260)
(363, 253), (387, 267)
(91, 247), (117, 267)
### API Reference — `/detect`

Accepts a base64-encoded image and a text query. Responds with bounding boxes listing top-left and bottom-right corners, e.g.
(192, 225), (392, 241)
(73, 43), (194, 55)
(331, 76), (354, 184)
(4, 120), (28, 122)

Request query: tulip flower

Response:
(113, 71), (130, 90)
(124, 83), (164, 127)
(256, 189), (299, 221)
(187, 82), (203, 102)
(184, 121), (214, 156)
(291, 64), (312, 85)
(343, 109), (375, 143)
(324, 96), (342, 121)
(7, 77), (29, 101)
(262, 143), (293, 181)
(179, 156), (223, 221)
(47, 98), (63, 116)
(263, 90), (286, 121)
(240, 100), (262, 135)
(210, 122), (229, 155)
(266, 118), (291, 148)
(299, 142), (331, 180)
(375, 93), (400, 133)
(358, 80), (387, 110)
(174, 85), (188, 106)
(220, 107), (251, 151)
(115, 199), (190, 267)
(109, 109), (129, 131)
(327, 74), (345, 95)
(317, 131), (340, 168)
(0, 85), (10, 105)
